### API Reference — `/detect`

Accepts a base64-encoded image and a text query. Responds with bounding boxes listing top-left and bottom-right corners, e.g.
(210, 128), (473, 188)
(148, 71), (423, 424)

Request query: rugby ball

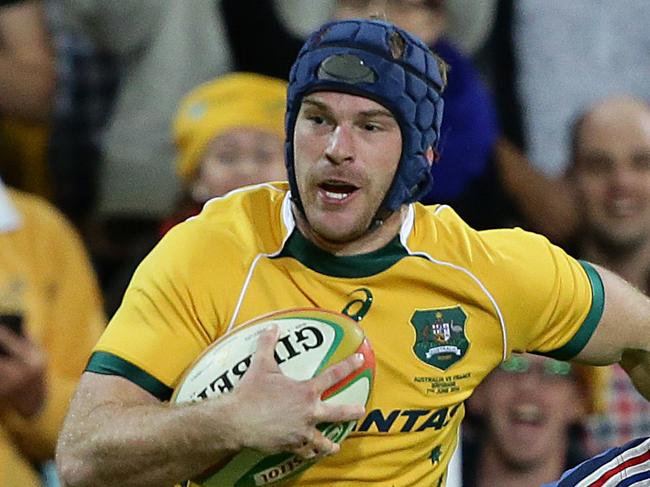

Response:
(172, 308), (375, 487)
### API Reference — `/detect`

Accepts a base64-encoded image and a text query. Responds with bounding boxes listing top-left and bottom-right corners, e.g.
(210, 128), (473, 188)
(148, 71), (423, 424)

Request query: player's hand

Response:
(0, 326), (46, 417)
(227, 325), (365, 459)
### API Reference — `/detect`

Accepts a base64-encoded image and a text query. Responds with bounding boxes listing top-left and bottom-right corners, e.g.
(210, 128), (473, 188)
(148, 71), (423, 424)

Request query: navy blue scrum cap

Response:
(285, 18), (446, 215)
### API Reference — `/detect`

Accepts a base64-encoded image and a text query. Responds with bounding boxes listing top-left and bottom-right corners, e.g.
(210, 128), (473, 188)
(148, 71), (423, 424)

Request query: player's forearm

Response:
(0, 52), (55, 121)
(56, 395), (242, 487)
(621, 349), (650, 401)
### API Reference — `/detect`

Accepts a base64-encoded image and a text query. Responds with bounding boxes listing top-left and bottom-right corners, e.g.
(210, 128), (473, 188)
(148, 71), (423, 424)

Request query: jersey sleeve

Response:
(478, 228), (604, 359)
(86, 217), (225, 400)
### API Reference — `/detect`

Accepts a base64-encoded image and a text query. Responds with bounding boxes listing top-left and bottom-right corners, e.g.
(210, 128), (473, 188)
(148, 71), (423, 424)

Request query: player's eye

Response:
(363, 122), (381, 132)
(309, 115), (327, 125)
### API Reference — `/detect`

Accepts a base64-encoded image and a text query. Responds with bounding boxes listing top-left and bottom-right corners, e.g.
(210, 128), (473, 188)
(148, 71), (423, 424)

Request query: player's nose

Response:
(325, 124), (355, 165)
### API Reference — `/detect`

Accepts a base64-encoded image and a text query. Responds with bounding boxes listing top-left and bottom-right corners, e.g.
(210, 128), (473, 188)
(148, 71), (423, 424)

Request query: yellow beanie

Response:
(173, 72), (288, 184)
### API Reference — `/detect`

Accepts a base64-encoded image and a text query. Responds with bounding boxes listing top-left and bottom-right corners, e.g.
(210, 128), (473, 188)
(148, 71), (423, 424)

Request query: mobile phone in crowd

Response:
(0, 313), (24, 356)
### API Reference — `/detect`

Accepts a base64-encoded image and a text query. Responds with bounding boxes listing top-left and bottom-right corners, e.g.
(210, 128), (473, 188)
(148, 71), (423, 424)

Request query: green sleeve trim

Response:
(86, 351), (173, 401)
(544, 260), (605, 360)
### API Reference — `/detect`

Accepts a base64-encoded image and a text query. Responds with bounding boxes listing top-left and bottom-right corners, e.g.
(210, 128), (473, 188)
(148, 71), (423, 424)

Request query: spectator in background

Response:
(221, 0), (501, 227)
(57, 1), (234, 303)
(270, 0), (497, 59)
(567, 96), (650, 455)
(0, 177), (104, 486)
(44, 0), (119, 230)
(162, 72), (288, 235)
(463, 354), (604, 487)
(0, 0), (54, 121)
(103, 72), (288, 316)
(59, 1), (233, 222)
(480, 1), (650, 242)
(0, 0), (55, 197)
(511, 1), (650, 181)
(494, 136), (578, 244)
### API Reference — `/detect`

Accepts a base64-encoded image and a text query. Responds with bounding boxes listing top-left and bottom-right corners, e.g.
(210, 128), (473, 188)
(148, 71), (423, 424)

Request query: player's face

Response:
(572, 104), (650, 253)
(477, 355), (582, 470)
(192, 127), (286, 202)
(293, 92), (402, 244)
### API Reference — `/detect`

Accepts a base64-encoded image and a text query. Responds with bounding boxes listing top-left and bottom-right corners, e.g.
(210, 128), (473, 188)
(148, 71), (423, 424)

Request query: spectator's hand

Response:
(494, 136), (578, 243)
(228, 326), (365, 460)
(0, 326), (46, 417)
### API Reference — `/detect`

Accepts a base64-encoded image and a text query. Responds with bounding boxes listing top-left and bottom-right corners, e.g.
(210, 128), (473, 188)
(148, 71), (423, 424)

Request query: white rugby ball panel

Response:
(324, 371), (372, 406)
(173, 315), (346, 404)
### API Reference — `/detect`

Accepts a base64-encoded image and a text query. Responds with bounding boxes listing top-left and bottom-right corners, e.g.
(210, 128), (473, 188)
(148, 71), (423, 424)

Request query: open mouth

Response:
(318, 181), (359, 201)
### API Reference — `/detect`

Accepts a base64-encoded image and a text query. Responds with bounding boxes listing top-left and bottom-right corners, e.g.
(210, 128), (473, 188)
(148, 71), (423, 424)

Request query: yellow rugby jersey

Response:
(87, 182), (604, 486)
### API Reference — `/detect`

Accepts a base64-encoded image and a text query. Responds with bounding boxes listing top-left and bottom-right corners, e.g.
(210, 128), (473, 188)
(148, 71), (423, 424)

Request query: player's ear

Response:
(425, 146), (439, 167)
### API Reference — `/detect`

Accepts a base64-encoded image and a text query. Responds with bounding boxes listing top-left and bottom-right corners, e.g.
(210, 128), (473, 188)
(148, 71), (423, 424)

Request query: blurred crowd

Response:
(1, 0), (650, 486)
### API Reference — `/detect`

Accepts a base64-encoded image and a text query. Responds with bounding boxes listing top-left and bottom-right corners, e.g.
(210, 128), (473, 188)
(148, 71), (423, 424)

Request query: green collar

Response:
(275, 229), (409, 278)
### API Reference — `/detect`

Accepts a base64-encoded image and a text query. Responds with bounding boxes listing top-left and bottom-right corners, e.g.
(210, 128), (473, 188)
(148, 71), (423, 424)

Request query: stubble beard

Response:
(306, 205), (376, 245)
